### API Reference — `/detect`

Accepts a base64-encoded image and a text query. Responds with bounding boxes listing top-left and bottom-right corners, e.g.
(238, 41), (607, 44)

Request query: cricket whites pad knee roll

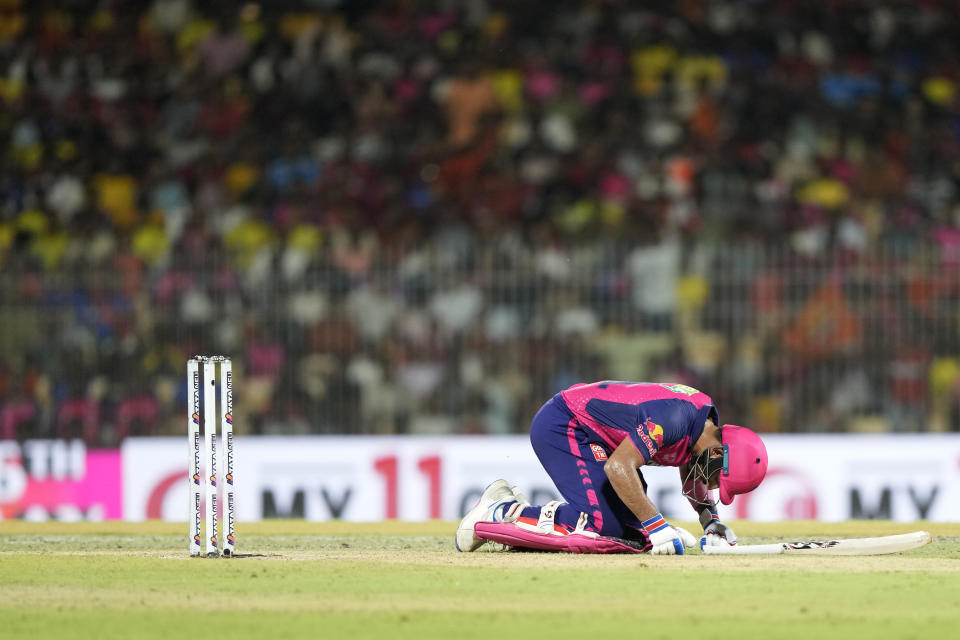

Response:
(474, 521), (650, 554)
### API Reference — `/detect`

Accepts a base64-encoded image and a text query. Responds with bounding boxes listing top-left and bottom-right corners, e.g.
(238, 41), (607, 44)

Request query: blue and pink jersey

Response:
(559, 381), (719, 467)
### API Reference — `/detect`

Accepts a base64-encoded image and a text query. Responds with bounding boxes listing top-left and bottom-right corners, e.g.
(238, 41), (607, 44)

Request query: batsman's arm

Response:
(604, 438), (658, 522)
(606, 440), (697, 554)
(678, 464), (738, 545)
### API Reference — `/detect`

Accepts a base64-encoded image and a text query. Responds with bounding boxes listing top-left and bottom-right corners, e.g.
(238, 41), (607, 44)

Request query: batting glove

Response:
(699, 508), (737, 548)
(642, 514), (698, 555)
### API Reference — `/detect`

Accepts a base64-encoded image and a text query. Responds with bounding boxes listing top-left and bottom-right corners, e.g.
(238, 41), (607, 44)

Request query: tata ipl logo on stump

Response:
(193, 493), (202, 548)
(209, 493), (218, 548)
(187, 356), (237, 558)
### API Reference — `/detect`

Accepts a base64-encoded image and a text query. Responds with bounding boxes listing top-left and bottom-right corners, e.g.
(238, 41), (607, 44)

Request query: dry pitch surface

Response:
(1, 520), (958, 639)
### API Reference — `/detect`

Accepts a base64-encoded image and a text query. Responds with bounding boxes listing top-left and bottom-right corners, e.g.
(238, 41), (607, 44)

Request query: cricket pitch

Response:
(1, 520), (958, 639)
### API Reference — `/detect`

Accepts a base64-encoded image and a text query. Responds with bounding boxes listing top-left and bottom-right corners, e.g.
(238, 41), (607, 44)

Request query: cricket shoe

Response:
(511, 486), (531, 509)
(485, 486), (532, 552)
(455, 480), (521, 552)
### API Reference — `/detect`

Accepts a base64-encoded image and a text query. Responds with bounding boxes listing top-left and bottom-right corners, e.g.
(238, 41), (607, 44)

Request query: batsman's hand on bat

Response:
(699, 507), (737, 549)
(643, 514), (699, 555)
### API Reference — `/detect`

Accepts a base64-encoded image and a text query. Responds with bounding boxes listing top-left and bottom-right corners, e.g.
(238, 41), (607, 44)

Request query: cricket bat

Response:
(701, 530), (931, 556)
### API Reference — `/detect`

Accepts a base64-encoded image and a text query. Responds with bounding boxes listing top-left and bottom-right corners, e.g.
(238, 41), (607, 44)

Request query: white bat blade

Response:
(702, 530), (931, 556)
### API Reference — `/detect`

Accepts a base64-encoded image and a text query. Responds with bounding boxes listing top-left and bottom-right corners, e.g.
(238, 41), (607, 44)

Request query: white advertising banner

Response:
(122, 434), (960, 522)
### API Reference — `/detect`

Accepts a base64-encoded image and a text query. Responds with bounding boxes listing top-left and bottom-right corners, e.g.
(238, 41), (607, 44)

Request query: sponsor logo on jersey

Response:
(645, 419), (664, 446)
(589, 444), (608, 461)
(637, 427), (657, 456)
(660, 383), (700, 396)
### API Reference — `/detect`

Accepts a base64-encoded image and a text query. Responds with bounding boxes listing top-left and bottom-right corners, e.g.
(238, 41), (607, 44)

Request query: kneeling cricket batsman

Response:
(456, 381), (767, 554)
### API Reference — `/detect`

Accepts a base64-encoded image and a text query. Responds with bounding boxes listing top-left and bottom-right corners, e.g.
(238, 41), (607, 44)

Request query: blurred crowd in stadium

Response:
(1, 0), (959, 444)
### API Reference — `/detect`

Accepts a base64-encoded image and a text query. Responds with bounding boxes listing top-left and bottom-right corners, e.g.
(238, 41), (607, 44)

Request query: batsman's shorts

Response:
(529, 394), (647, 539)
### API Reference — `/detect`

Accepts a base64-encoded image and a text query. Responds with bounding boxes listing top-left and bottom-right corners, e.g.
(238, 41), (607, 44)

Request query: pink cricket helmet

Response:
(718, 425), (768, 505)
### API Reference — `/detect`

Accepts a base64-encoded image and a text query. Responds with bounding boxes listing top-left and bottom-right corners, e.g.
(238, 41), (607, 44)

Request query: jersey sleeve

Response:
(627, 418), (668, 463)
(635, 398), (713, 466)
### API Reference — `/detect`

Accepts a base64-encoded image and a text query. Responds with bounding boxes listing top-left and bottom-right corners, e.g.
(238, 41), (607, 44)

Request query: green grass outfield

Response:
(1, 520), (958, 639)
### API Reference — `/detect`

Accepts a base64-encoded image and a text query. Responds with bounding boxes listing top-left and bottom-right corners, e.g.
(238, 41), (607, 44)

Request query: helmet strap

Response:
(687, 447), (725, 486)
(681, 448), (713, 506)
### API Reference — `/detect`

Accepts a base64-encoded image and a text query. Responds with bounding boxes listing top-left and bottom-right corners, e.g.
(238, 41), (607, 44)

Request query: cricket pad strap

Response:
(475, 521), (649, 554)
